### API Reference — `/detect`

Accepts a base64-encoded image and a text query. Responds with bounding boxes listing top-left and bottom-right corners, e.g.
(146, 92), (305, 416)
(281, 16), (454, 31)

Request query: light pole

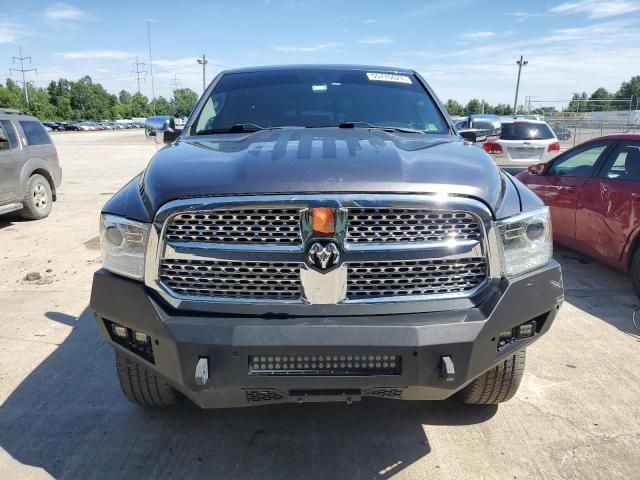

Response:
(147, 20), (156, 114)
(197, 54), (208, 93)
(513, 55), (528, 117)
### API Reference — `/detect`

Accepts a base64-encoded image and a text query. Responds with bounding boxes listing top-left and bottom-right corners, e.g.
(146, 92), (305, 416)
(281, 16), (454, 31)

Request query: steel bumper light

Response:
(248, 354), (402, 376)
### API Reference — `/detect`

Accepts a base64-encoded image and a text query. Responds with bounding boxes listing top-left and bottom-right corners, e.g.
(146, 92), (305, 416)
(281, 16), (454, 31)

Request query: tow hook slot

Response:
(440, 356), (455, 382)
(195, 357), (209, 385)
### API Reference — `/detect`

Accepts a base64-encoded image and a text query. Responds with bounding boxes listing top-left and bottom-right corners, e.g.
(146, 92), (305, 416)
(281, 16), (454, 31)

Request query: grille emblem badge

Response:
(308, 241), (340, 271)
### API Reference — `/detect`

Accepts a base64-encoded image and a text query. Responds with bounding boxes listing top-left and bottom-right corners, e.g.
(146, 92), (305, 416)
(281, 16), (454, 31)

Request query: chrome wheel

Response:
(33, 183), (48, 210)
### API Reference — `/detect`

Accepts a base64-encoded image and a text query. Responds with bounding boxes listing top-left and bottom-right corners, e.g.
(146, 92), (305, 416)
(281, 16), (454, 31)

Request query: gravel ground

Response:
(0, 130), (639, 480)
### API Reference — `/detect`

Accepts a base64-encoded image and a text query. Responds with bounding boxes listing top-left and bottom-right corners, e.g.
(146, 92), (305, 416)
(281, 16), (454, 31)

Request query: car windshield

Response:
(500, 122), (555, 140)
(192, 69), (449, 134)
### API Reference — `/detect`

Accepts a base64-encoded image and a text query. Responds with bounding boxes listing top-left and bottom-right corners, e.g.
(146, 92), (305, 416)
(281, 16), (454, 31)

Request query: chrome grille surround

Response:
(159, 259), (301, 300)
(165, 208), (302, 245)
(145, 194), (501, 312)
(347, 257), (487, 300)
(346, 209), (481, 244)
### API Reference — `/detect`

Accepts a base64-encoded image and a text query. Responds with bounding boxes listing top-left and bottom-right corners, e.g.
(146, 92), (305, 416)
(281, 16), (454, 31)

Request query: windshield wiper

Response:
(337, 121), (425, 134)
(195, 123), (268, 135)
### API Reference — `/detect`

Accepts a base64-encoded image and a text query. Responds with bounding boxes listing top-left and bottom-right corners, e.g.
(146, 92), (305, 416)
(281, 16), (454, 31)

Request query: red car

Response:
(517, 134), (640, 296)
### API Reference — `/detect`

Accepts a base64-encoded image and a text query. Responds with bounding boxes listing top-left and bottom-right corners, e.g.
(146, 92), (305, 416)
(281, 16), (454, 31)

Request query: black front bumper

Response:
(90, 262), (563, 408)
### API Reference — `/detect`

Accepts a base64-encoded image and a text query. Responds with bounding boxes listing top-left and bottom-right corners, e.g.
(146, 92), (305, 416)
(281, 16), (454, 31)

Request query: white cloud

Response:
(358, 36), (394, 45)
(409, 19), (640, 105)
(44, 3), (89, 21)
(0, 22), (22, 44)
(363, 18), (377, 24)
(550, 0), (640, 18)
(461, 31), (495, 39)
(55, 50), (133, 60)
(506, 11), (547, 22)
(272, 42), (342, 53)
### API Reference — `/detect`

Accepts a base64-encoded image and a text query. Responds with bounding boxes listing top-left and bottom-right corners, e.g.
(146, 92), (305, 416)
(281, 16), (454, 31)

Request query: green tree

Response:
(567, 92), (589, 112)
(444, 99), (464, 116)
(131, 92), (150, 117)
(589, 87), (612, 111)
(464, 98), (482, 115)
(615, 75), (640, 104)
(491, 103), (512, 115)
(151, 96), (174, 116)
(172, 88), (198, 117)
(0, 83), (21, 108)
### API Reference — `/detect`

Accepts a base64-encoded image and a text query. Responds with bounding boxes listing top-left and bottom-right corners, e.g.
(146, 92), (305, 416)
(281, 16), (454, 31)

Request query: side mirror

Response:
(528, 162), (546, 175)
(145, 116), (176, 144)
(163, 128), (183, 144)
(459, 129), (480, 143)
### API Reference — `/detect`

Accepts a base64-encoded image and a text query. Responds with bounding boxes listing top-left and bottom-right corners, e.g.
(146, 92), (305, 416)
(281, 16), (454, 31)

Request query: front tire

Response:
(458, 350), (526, 404)
(19, 174), (52, 220)
(115, 352), (179, 407)
(631, 249), (640, 298)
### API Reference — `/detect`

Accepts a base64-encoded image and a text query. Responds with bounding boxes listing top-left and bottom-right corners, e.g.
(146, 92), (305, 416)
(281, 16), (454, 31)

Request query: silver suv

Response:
(0, 109), (62, 220)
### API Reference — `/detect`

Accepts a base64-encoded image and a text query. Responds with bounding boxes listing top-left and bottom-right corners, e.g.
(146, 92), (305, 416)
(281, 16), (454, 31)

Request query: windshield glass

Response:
(500, 122), (555, 140)
(193, 69), (449, 134)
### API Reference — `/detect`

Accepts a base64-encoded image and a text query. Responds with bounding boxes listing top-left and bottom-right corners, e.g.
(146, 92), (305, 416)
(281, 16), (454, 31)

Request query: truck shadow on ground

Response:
(1, 308), (497, 480)
(555, 246), (640, 338)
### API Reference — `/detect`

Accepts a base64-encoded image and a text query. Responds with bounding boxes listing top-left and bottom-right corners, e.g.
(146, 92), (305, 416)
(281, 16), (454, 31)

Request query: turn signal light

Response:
(311, 207), (335, 233)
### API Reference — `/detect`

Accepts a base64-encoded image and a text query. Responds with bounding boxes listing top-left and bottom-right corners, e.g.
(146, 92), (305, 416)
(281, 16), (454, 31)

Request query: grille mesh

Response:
(165, 209), (302, 244)
(346, 208), (482, 244)
(159, 259), (301, 300)
(347, 257), (487, 299)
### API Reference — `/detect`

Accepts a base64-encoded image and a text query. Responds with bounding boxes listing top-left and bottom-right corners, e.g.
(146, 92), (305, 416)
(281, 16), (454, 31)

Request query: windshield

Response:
(192, 69), (449, 134)
(500, 122), (555, 140)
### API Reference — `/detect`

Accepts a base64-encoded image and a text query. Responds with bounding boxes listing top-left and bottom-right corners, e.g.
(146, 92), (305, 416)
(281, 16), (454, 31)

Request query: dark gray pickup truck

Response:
(90, 65), (563, 409)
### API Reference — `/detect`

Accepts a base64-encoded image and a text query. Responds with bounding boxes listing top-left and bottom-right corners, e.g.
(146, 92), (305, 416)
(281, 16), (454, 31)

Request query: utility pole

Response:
(197, 54), (208, 93)
(131, 56), (147, 93)
(513, 55), (528, 118)
(10, 46), (37, 107)
(171, 74), (182, 92)
(147, 20), (156, 114)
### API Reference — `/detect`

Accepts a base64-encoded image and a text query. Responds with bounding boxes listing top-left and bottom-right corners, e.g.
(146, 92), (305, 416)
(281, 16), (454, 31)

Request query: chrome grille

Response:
(165, 208), (302, 245)
(159, 259), (301, 300)
(347, 257), (487, 299)
(346, 208), (482, 244)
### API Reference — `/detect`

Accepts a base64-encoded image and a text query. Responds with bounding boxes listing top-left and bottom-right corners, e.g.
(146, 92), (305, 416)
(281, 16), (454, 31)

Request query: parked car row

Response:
(42, 121), (145, 132)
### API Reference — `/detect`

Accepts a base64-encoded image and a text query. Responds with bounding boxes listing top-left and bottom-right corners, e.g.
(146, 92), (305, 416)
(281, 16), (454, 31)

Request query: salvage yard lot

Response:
(1, 131), (639, 480)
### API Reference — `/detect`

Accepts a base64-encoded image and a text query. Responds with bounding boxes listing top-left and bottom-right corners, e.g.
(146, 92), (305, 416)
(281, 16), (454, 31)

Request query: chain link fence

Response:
(525, 98), (639, 151)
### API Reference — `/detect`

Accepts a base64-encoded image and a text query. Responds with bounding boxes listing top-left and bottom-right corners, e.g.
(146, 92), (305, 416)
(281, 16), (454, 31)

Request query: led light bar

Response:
(248, 354), (402, 376)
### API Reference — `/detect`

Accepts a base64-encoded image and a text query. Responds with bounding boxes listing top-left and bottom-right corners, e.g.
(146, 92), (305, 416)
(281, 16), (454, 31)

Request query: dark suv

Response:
(0, 109), (62, 219)
(90, 65), (563, 409)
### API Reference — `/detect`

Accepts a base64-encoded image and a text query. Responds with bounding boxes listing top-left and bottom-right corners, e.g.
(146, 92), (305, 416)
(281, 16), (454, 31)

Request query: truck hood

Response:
(141, 128), (506, 215)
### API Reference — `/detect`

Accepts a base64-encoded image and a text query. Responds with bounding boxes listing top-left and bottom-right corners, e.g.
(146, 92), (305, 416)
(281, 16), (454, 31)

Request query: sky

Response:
(0, 0), (639, 108)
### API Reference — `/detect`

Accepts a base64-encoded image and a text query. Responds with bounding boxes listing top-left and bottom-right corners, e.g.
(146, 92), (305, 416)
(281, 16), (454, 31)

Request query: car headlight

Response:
(100, 214), (151, 280)
(496, 207), (552, 277)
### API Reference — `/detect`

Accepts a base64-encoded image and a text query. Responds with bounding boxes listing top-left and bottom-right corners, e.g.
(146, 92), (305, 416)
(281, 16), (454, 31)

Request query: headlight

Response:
(100, 214), (151, 280)
(496, 207), (552, 277)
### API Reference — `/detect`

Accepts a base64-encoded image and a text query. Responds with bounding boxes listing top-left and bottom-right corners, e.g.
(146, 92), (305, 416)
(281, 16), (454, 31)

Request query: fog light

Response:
(498, 330), (513, 342)
(517, 321), (536, 339)
(134, 331), (150, 345)
(112, 324), (128, 338)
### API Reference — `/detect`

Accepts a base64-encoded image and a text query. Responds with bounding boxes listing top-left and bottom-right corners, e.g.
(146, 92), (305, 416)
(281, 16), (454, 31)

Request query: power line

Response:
(171, 74), (182, 92)
(10, 46), (37, 107)
(131, 56), (147, 93)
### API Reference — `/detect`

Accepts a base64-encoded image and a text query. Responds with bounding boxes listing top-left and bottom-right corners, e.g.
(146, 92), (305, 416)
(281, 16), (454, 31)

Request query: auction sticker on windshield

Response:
(366, 72), (412, 84)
